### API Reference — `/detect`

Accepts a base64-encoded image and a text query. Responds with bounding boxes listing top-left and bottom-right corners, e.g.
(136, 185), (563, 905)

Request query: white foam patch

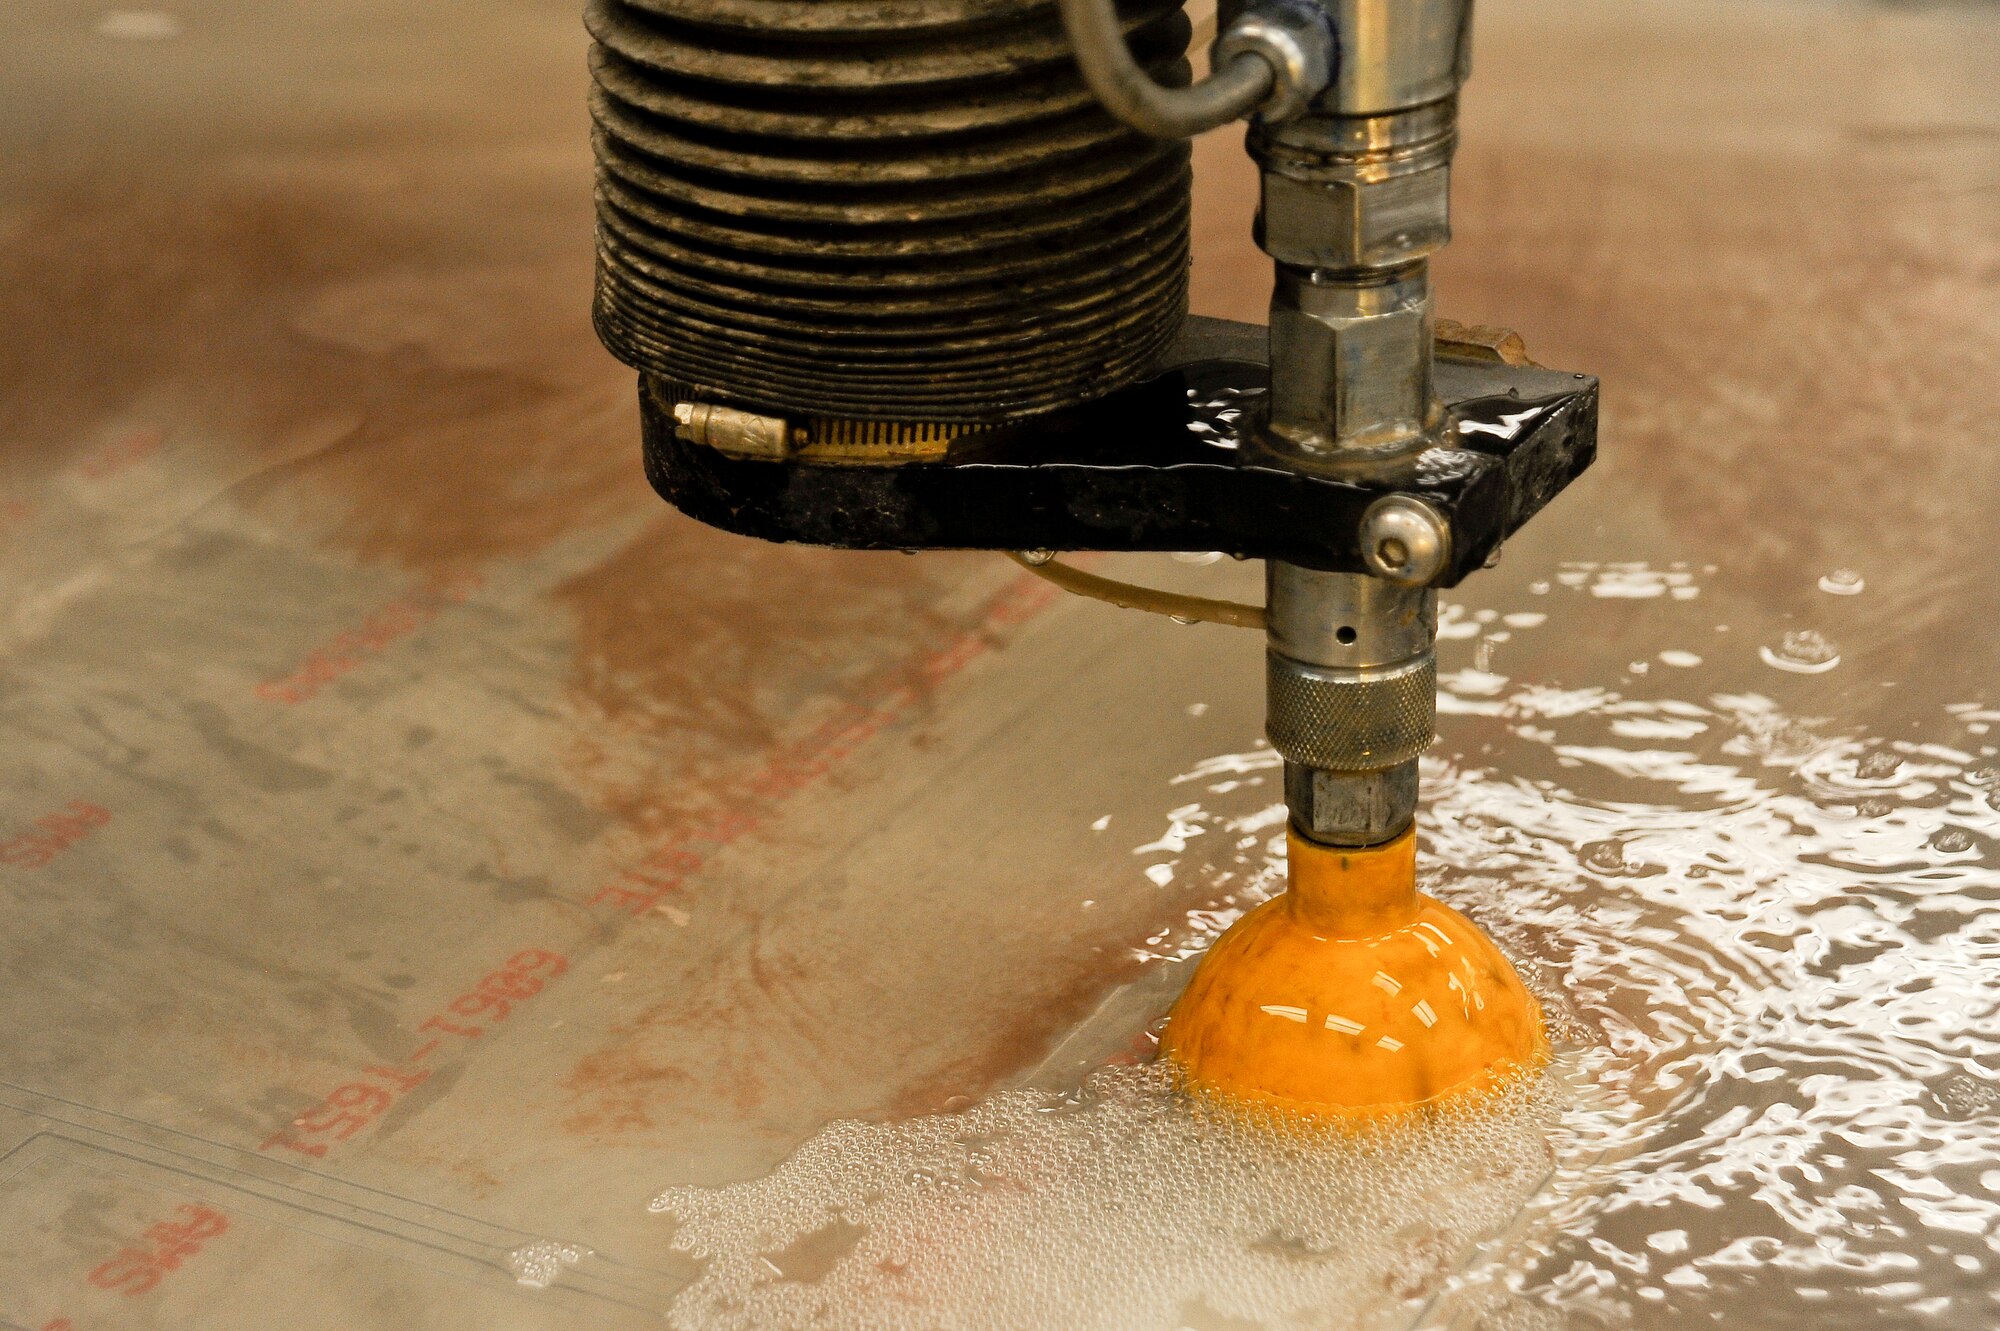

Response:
(648, 1064), (1561, 1331)
(507, 1240), (587, 1289)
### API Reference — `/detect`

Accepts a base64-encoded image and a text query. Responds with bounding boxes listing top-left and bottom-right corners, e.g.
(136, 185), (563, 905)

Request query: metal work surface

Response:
(2, 0), (1998, 1327)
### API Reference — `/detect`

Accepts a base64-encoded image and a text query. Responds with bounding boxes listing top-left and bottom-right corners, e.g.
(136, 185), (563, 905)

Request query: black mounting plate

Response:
(639, 316), (1597, 587)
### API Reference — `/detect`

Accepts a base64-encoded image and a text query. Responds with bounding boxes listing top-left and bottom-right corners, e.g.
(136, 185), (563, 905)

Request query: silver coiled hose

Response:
(1062, 0), (1336, 139)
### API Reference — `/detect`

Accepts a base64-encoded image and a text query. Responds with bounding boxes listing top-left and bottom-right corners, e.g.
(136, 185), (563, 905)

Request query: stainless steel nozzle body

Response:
(1254, 0), (1470, 845)
(1265, 566), (1437, 846)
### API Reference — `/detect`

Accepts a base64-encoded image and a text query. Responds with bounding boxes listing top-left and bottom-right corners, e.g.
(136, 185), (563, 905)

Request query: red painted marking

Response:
(0, 800), (111, 870)
(255, 570), (484, 704)
(42, 1319), (76, 1331)
(77, 427), (165, 482)
(84, 1204), (229, 1297)
(260, 949), (565, 1159)
(587, 571), (1059, 916)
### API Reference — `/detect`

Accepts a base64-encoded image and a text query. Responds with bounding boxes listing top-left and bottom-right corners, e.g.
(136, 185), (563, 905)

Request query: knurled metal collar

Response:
(1266, 651), (1436, 771)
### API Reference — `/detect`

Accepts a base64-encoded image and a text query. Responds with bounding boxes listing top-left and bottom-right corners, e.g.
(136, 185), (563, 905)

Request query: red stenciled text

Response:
(85, 1204), (229, 1297)
(0, 800), (111, 869)
(254, 570), (484, 705)
(261, 948), (566, 1159)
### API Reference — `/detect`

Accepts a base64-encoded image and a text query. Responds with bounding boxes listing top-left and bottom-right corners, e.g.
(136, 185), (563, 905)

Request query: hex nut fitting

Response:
(1257, 166), (1452, 271)
(1360, 494), (1450, 586)
(1286, 759), (1421, 847)
(1267, 271), (1437, 457)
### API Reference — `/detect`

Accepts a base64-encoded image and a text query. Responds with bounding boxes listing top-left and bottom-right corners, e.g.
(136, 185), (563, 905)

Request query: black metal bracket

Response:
(639, 315), (1597, 588)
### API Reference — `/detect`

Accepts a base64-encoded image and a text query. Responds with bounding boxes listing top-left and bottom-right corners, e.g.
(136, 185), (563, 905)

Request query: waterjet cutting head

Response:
(586, 0), (1592, 1121)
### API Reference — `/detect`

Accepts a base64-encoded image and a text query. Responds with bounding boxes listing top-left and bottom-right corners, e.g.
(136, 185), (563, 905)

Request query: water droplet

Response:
(1017, 549), (1055, 567)
(1580, 840), (1628, 874)
(1760, 630), (1842, 674)
(1170, 615), (1196, 626)
(1855, 751), (1903, 781)
(1172, 551), (1223, 565)
(1659, 650), (1702, 668)
(1931, 828), (1974, 854)
(1818, 569), (1865, 596)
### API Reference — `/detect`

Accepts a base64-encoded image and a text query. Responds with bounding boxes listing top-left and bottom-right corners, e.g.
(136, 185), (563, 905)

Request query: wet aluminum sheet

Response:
(2, 0), (1997, 1326)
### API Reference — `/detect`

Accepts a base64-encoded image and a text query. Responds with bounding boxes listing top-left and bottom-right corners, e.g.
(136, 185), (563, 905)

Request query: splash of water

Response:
(647, 1065), (1564, 1331)
(643, 557), (1997, 1329)
(1122, 674), (2000, 1326)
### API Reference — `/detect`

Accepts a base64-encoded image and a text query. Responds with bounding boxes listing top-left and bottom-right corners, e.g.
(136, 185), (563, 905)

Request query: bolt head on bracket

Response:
(1359, 494), (1450, 586)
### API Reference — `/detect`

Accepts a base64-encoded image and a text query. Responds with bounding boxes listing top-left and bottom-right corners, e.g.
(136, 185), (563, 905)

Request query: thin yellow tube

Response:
(1004, 552), (1267, 631)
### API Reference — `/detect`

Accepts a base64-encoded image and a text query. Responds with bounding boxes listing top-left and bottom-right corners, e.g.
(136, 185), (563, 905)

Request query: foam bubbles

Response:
(507, 1240), (586, 1289)
(648, 1065), (1562, 1331)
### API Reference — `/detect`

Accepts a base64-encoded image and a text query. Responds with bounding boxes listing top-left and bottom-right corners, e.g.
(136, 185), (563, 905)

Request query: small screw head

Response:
(1360, 495), (1450, 586)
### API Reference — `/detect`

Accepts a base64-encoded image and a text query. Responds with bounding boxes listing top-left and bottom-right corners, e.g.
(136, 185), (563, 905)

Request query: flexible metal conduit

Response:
(1058, 0), (1275, 138)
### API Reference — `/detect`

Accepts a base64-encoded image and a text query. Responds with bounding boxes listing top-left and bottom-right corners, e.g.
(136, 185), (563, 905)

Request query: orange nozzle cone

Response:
(1161, 826), (1547, 1119)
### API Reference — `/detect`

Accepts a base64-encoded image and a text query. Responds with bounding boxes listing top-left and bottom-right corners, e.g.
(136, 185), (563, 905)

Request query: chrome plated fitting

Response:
(1252, 101), (1458, 273)
(1247, 0), (1472, 473)
(1265, 564), (1437, 846)
(1213, 0), (1336, 125)
(1267, 265), (1441, 461)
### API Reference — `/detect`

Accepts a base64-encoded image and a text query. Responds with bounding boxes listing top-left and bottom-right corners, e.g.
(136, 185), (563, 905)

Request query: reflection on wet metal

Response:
(94, 9), (182, 40)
